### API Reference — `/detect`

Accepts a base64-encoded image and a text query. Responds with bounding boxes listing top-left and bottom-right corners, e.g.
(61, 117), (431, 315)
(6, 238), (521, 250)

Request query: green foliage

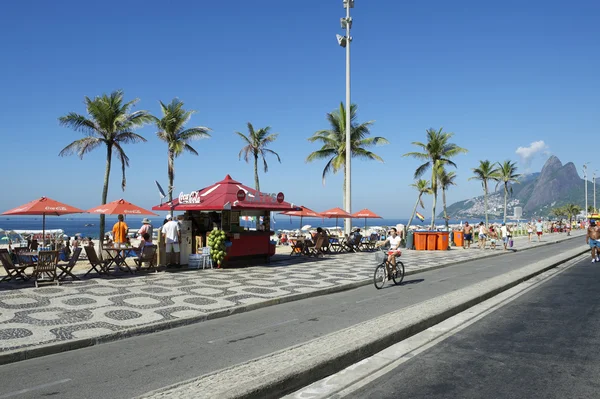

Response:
(236, 123), (281, 192)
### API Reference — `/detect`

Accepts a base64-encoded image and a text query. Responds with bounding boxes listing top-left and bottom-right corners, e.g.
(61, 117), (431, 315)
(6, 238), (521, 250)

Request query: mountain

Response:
(443, 156), (597, 219)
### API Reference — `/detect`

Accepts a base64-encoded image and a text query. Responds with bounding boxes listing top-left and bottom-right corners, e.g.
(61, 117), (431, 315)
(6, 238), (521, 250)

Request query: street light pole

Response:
(341, 0), (353, 235)
(584, 163), (589, 218)
(594, 171), (597, 213)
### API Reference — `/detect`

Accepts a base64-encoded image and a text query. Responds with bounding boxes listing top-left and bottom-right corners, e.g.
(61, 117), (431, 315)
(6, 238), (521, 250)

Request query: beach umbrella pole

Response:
(42, 213), (46, 248)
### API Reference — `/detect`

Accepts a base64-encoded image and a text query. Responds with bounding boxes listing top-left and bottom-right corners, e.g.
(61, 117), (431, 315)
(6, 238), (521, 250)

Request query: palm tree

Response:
(437, 168), (457, 230)
(236, 123), (281, 192)
(307, 103), (389, 205)
(403, 127), (468, 229)
(155, 98), (211, 216)
(58, 90), (152, 246)
(565, 203), (582, 224)
(469, 160), (500, 226)
(406, 179), (433, 234)
(550, 206), (566, 220)
(495, 160), (521, 224)
(588, 205), (595, 215)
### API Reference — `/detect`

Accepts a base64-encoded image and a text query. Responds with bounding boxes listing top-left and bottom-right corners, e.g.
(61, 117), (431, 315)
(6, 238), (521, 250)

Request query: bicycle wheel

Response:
(391, 261), (405, 285)
(373, 264), (386, 289)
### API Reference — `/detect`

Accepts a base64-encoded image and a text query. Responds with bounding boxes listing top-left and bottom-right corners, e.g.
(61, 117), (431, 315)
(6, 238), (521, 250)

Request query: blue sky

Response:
(1, 0), (598, 218)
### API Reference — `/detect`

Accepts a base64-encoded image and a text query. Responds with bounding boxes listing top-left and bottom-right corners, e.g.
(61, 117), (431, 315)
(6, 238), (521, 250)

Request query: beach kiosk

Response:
(152, 175), (299, 267)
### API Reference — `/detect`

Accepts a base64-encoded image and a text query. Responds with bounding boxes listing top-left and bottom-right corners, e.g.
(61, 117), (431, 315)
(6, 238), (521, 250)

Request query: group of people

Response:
(109, 214), (182, 268)
(461, 222), (515, 250)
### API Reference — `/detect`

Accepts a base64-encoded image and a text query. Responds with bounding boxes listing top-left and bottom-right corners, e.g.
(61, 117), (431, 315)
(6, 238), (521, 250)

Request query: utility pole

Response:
(584, 163), (589, 219)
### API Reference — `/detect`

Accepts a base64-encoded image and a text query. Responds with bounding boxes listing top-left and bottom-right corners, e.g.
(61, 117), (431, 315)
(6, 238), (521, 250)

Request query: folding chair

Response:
(33, 251), (59, 288)
(134, 245), (158, 273)
(290, 238), (306, 256)
(57, 247), (82, 280)
(84, 246), (111, 276)
(200, 247), (213, 269)
(0, 249), (32, 282)
(308, 235), (327, 258)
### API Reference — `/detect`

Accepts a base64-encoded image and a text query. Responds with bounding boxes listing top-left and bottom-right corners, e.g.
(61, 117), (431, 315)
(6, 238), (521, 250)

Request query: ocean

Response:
(0, 215), (509, 238)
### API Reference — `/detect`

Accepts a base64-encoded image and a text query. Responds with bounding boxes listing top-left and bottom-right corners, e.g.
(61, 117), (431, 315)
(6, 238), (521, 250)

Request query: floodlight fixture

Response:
(336, 34), (347, 48)
(343, 0), (355, 9)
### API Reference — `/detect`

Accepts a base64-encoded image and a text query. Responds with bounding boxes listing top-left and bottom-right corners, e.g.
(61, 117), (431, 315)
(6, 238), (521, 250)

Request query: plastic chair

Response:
(201, 247), (213, 269)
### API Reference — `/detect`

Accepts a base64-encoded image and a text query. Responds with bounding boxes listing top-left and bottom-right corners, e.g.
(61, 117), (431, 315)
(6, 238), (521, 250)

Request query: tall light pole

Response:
(337, 0), (353, 235)
(594, 170), (598, 213)
(583, 163), (589, 218)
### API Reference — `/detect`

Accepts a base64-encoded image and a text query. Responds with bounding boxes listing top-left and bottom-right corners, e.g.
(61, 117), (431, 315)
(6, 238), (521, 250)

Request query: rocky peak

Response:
(539, 155), (562, 176)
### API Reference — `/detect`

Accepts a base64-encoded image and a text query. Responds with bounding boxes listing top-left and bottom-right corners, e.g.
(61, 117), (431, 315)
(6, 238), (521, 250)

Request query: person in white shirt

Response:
(500, 223), (511, 250)
(161, 214), (181, 268)
(377, 228), (402, 280)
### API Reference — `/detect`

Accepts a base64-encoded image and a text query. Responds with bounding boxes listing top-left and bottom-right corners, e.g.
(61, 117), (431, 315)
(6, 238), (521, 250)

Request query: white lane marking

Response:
(286, 254), (586, 399)
(0, 379), (71, 398)
(207, 319), (299, 344)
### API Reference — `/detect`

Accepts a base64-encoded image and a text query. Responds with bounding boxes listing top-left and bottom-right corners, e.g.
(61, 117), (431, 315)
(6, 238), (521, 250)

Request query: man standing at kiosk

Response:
(162, 214), (181, 268)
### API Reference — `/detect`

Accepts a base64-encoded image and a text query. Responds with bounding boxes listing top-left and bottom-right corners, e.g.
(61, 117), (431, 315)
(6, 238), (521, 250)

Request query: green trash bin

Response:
(405, 230), (414, 250)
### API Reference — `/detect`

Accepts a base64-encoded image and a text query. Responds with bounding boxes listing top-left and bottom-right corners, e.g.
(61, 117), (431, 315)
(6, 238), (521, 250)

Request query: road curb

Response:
(0, 233), (584, 366)
(139, 245), (588, 399)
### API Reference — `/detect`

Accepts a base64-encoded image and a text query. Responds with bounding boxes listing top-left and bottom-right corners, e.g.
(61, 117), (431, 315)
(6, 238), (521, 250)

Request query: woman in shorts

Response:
(527, 222), (533, 242)
(377, 228), (402, 279)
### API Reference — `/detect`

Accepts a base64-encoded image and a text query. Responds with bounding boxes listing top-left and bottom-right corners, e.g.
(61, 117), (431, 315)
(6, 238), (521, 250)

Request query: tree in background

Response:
(406, 179), (433, 235)
(469, 160), (500, 226)
(307, 102), (388, 205)
(236, 123), (281, 192)
(59, 90), (152, 247)
(495, 160), (521, 224)
(437, 167), (457, 230)
(404, 127), (467, 229)
(155, 98), (211, 217)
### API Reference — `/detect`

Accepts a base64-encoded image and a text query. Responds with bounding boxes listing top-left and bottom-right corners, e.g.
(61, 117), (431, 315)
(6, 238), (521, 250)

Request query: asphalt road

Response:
(346, 254), (600, 399)
(0, 238), (587, 399)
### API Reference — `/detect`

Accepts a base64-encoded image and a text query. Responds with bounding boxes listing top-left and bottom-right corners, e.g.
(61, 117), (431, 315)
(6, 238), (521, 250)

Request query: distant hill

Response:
(443, 156), (597, 219)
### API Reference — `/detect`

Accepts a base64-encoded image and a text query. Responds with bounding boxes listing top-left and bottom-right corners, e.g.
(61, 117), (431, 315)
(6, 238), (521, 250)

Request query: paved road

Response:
(0, 239), (586, 399)
(346, 254), (600, 399)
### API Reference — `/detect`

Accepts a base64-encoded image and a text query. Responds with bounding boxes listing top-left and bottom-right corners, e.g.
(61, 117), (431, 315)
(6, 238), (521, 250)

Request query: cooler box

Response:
(426, 233), (437, 250)
(454, 231), (464, 247)
(414, 232), (427, 250)
(436, 232), (449, 250)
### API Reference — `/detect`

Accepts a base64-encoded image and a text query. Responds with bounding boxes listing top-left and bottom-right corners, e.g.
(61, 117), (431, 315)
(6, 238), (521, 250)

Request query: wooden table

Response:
(103, 246), (134, 274)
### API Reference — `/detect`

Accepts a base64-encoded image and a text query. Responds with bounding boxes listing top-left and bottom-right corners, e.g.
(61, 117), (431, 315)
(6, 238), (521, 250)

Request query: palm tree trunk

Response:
(484, 181), (489, 226)
(503, 183), (508, 224)
(254, 154), (260, 192)
(99, 145), (112, 259)
(442, 188), (449, 230)
(430, 174), (438, 230)
(168, 149), (175, 218)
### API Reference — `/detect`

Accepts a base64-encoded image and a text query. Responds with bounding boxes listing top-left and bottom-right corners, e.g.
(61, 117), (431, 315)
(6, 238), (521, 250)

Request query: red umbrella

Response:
(2, 197), (85, 246)
(280, 206), (321, 229)
(87, 199), (157, 216)
(320, 207), (352, 229)
(352, 208), (382, 230)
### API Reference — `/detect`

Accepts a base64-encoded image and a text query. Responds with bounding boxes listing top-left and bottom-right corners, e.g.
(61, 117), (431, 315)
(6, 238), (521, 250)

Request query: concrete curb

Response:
(0, 233), (584, 366)
(139, 245), (588, 399)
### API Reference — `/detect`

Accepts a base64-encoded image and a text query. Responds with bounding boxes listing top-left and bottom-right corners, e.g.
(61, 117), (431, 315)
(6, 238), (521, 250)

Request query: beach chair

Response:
(360, 234), (378, 252)
(308, 234), (327, 258)
(134, 245), (158, 273)
(33, 251), (59, 288)
(0, 249), (32, 282)
(290, 238), (306, 256)
(57, 247), (82, 280)
(84, 246), (111, 276)
(346, 233), (363, 253)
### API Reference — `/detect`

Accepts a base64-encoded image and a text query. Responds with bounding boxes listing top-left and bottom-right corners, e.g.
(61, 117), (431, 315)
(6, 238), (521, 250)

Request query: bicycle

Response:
(373, 247), (405, 289)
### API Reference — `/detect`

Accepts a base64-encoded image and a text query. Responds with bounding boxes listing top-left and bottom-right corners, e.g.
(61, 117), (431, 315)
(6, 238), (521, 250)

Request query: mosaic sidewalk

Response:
(0, 231), (584, 357)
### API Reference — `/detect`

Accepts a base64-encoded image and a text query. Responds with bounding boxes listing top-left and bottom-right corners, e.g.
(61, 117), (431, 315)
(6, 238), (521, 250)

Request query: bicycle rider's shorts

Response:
(388, 249), (401, 256)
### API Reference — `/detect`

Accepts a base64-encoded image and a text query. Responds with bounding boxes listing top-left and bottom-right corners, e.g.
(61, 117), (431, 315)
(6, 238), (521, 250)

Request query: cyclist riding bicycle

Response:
(377, 227), (402, 280)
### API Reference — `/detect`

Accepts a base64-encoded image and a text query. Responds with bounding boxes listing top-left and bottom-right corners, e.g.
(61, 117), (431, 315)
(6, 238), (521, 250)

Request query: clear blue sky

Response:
(1, 0), (598, 218)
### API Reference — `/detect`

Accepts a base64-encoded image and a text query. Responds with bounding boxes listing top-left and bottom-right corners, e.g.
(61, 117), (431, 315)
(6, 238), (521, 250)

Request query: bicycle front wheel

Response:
(373, 264), (386, 289)
(391, 261), (405, 285)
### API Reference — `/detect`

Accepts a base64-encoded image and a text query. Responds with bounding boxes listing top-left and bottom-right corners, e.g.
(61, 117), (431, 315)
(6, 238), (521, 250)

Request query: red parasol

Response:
(280, 206), (322, 229)
(351, 208), (382, 230)
(87, 199), (157, 216)
(2, 197), (86, 246)
(152, 175), (300, 212)
(320, 207), (352, 229)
